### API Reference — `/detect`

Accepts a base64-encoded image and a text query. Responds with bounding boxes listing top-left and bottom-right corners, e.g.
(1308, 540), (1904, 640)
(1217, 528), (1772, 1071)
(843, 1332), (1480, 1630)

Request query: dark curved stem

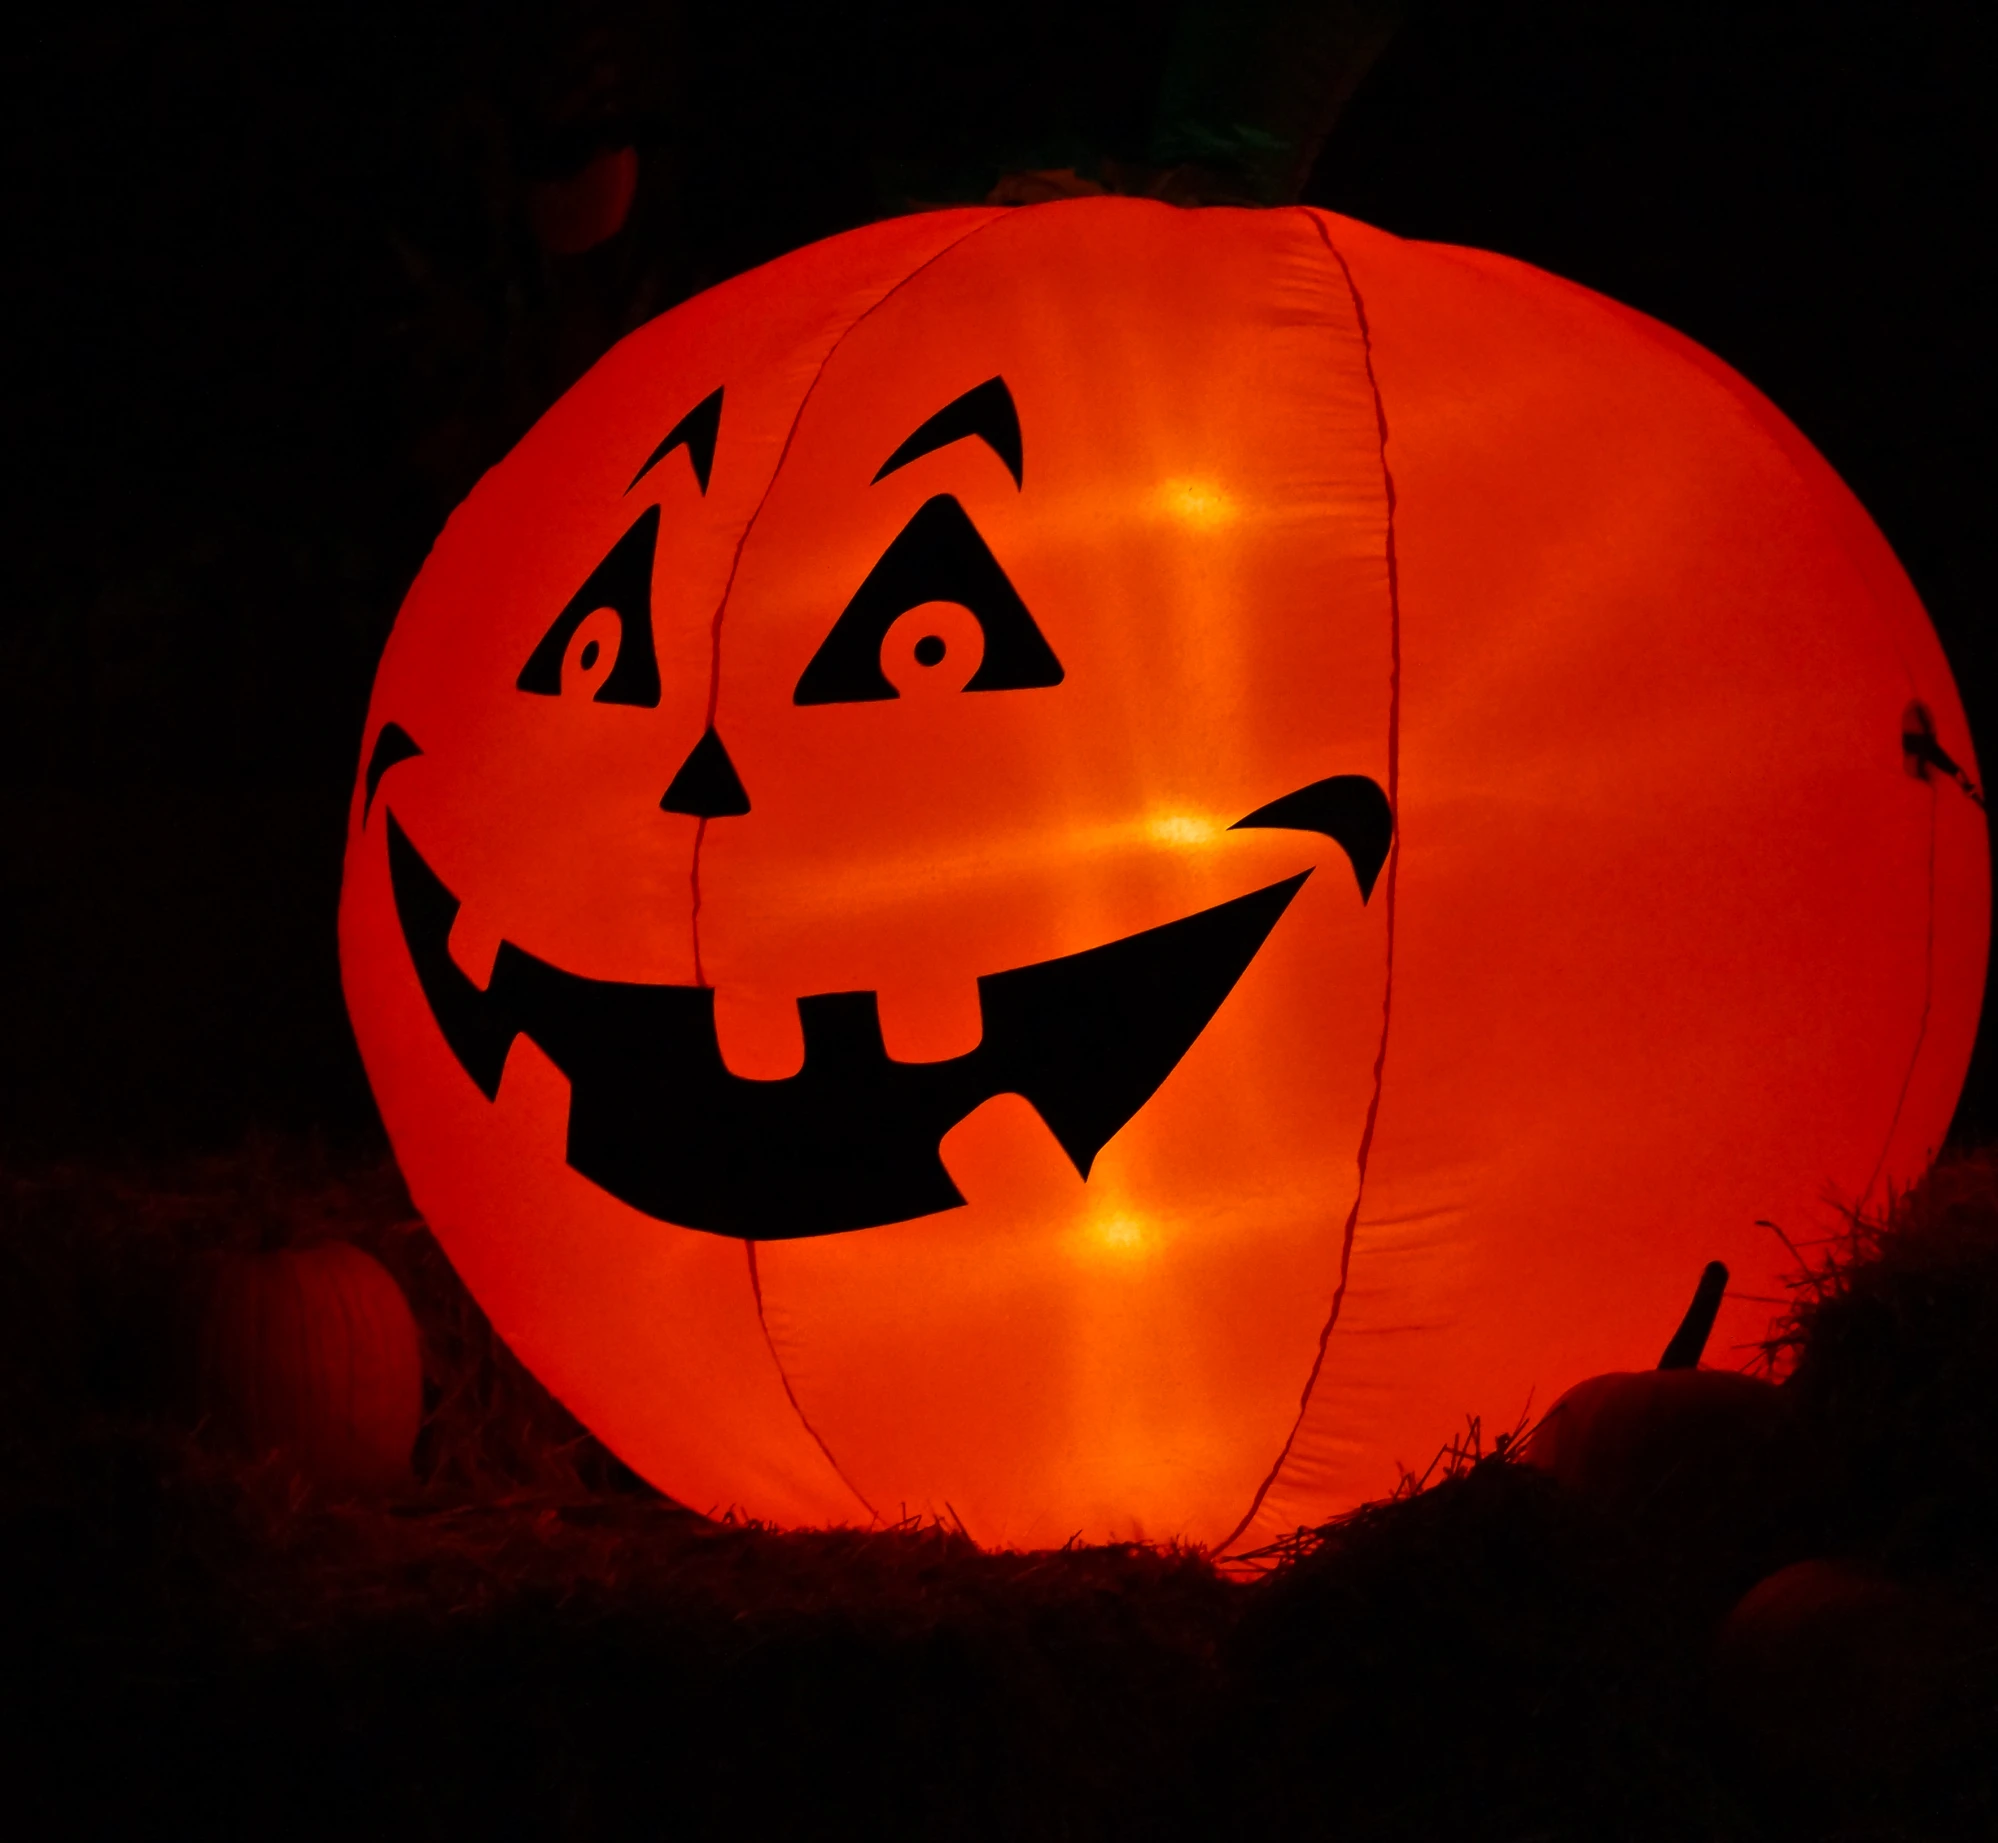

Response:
(1658, 1260), (1730, 1369)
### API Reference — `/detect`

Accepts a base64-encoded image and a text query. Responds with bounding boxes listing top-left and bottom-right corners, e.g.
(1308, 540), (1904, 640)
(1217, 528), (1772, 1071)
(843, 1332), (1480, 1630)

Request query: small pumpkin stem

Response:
(1658, 1260), (1730, 1369)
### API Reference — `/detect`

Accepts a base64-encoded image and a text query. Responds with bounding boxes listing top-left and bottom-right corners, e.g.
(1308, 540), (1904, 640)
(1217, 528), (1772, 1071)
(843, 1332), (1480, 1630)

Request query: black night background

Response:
(2, 3), (1994, 1837)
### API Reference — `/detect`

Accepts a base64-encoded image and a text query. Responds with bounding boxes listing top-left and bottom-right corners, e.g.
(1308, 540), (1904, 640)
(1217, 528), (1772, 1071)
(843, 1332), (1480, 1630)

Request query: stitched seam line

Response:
(700, 211), (1011, 1522)
(687, 210), (1009, 990)
(1218, 210), (1403, 1557)
(746, 1241), (882, 1525)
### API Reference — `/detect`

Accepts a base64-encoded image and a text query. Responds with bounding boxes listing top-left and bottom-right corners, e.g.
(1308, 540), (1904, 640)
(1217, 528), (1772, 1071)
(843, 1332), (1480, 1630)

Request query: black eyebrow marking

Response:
(873, 377), (1022, 490)
(1232, 777), (1394, 902)
(628, 387), (724, 494)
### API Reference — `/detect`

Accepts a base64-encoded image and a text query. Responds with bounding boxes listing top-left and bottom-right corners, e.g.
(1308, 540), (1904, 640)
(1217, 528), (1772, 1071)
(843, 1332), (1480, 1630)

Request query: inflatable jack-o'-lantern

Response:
(340, 200), (1986, 1550)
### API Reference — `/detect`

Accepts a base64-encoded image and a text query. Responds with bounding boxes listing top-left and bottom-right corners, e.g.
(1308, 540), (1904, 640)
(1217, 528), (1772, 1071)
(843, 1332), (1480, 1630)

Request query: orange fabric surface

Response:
(1231, 214), (1989, 1548)
(340, 199), (1986, 1548)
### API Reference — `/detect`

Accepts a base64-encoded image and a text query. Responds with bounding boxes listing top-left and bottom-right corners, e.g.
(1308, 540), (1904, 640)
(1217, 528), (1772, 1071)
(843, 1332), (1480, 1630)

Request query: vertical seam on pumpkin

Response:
(1218, 211), (1402, 1558)
(688, 815), (709, 987)
(745, 1240), (882, 1526)
(685, 210), (1012, 992)
(693, 212), (1011, 1522)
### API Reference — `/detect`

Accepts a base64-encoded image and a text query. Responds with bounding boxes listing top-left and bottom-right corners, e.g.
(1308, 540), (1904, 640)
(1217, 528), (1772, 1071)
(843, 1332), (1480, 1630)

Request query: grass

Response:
(2, 1138), (1993, 1839)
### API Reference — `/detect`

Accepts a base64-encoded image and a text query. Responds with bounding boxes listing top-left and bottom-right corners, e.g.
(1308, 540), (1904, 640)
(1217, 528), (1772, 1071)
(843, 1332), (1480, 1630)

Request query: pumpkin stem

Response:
(1658, 1260), (1730, 1369)
(879, 1), (1408, 213)
(1150, 0), (1408, 204)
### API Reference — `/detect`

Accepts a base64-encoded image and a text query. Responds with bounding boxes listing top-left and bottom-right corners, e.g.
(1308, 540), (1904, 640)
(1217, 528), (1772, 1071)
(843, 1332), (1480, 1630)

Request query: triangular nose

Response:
(660, 726), (750, 818)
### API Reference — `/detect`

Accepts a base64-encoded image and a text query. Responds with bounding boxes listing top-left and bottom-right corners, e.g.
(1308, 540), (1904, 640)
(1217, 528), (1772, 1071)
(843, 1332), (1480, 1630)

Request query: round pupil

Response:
(579, 639), (601, 671)
(913, 634), (947, 667)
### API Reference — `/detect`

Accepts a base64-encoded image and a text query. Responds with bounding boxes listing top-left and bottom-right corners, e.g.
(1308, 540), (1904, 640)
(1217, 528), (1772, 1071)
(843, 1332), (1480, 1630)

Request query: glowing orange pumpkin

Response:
(339, 200), (1986, 1549)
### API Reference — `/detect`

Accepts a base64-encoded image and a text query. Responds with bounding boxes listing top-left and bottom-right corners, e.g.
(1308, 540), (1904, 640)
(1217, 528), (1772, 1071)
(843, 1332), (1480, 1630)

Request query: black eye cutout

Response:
(516, 506), (663, 706)
(793, 496), (1063, 705)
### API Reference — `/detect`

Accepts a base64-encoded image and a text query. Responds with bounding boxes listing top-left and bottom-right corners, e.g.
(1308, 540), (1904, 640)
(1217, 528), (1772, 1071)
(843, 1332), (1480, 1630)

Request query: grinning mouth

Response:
(380, 775), (1389, 1240)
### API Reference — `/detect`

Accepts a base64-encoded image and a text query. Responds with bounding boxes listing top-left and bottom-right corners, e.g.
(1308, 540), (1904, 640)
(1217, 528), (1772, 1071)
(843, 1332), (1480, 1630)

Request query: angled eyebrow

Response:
(873, 376), (1022, 490)
(628, 387), (724, 494)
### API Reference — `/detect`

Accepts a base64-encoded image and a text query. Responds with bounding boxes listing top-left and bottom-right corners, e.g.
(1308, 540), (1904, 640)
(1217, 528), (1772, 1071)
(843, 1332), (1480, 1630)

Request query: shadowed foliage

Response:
(2, 1139), (1994, 1838)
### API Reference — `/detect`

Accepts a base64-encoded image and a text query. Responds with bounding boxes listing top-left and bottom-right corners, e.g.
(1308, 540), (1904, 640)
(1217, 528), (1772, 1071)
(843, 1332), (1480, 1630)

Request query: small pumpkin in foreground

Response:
(1713, 1558), (1996, 1793)
(1522, 1262), (1792, 1564)
(1524, 1365), (1787, 1511)
(197, 1241), (423, 1495)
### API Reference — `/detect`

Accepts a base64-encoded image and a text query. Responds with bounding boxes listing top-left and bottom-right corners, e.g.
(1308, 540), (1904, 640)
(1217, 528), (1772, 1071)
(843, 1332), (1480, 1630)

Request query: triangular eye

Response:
(793, 496), (1063, 705)
(516, 507), (663, 706)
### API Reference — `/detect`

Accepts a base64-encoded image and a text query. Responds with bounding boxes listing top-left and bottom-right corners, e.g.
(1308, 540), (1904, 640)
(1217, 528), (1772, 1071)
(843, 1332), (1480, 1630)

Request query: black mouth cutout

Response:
(377, 774), (1390, 1240)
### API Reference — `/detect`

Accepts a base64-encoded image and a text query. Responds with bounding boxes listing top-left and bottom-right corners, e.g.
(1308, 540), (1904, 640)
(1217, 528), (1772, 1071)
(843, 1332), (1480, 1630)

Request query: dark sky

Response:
(2, 0), (1990, 1152)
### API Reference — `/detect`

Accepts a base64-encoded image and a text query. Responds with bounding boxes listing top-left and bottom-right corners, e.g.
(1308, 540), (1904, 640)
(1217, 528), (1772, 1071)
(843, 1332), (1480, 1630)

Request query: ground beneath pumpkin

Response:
(2, 1141), (1994, 1841)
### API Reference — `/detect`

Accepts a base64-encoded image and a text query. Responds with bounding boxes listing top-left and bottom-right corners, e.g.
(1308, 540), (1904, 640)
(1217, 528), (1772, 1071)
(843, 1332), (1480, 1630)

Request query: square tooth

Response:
(712, 985), (806, 1080)
(876, 979), (986, 1067)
